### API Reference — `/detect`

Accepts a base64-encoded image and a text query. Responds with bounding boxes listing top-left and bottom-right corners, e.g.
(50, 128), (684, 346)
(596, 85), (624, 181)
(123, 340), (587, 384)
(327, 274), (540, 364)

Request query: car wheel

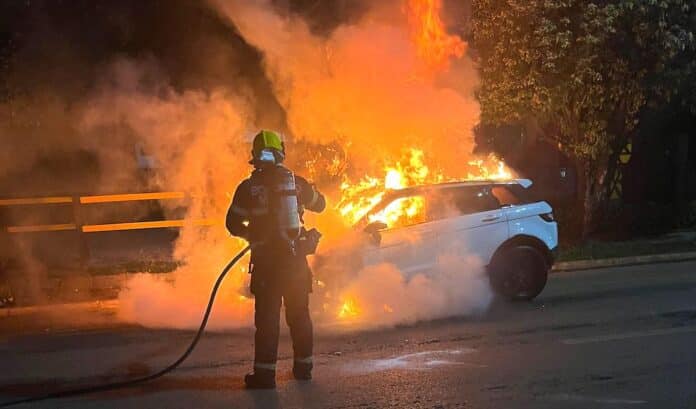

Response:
(489, 245), (548, 301)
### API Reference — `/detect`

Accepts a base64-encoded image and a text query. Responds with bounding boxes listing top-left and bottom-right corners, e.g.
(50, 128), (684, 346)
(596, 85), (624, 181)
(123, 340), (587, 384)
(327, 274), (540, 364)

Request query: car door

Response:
(435, 186), (509, 264)
(362, 193), (442, 276)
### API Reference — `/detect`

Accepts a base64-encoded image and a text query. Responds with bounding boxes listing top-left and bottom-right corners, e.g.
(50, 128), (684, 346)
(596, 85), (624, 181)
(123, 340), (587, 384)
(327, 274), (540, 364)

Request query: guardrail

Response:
(0, 192), (217, 265)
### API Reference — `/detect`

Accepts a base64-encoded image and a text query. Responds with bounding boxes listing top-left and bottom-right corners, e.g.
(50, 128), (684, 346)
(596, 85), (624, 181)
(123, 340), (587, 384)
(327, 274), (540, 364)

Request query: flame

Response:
(337, 148), (439, 227)
(338, 297), (361, 319)
(334, 0), (510, 233)
(337, 148), (512, 229)
(335, 150), (511, 321)
(407, 0), (466, 73)
(105, 0), (496, 329)
(466, 157), (514, 181)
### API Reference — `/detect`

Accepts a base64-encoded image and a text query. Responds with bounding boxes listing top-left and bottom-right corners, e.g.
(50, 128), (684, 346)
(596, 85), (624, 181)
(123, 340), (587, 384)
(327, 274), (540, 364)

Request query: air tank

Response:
(275, 166), (301, 242)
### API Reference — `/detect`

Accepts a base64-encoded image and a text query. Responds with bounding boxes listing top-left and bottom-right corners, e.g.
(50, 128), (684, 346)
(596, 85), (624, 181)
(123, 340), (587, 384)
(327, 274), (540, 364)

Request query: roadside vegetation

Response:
(471, 0), (696, 238)
(87, 260), (180, 275)
(558, 232), (696, 262)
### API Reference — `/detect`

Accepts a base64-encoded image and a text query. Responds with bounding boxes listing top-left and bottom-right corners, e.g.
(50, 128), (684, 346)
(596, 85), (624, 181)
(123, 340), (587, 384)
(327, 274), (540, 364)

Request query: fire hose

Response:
(0, 244), (252, 408)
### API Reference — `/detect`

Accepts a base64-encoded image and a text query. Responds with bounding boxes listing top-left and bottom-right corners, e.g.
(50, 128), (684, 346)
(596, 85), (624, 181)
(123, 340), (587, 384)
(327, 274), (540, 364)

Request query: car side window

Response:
(370, 187), (505, 230)
(423, 191), (460, 222)
(370, 191), (463, 229)
(369, 195), (427, 229)
(491, 186), (521, 206)
(451, 187), (500, 214)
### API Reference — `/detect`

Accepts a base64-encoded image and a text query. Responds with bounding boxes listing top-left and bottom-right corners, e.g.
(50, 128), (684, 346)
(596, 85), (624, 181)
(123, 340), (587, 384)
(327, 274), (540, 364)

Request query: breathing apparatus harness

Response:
(249, 145), (321, 257)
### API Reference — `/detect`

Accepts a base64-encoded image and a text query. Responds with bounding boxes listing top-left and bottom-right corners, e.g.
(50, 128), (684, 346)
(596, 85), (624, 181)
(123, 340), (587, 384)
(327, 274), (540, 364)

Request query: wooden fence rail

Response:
(0, 192), (216, 265)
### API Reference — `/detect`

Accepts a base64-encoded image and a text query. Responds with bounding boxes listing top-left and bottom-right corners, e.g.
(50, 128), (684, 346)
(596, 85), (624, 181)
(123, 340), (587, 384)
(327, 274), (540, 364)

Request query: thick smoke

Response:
(205, 0), (492, 329)
(114, 0), (491, 330)
(78, 59), (258, 329)
(308, 227), (492, 330)
(0, 0), (274, 306)
(212, 0), (481, 177)
(331, 257), (491, 329)
(2, 0), (493, 328)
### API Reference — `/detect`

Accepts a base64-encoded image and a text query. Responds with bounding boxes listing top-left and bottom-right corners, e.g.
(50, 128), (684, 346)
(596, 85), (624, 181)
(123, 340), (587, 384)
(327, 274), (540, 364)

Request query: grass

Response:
(88, 239), (696, 274)
(557, 238), (696, 262)
(47, 234), (696, 275)
(87, 260), (180, 275)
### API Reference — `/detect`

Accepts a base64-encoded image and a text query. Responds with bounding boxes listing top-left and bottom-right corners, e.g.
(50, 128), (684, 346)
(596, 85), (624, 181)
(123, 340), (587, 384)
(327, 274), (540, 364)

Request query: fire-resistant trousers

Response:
(250, 257), (313, 368)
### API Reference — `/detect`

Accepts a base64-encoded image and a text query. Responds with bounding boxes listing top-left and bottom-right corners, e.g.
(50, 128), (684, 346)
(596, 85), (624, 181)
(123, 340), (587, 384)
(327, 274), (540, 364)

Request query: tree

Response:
(471, 0), (695, 237)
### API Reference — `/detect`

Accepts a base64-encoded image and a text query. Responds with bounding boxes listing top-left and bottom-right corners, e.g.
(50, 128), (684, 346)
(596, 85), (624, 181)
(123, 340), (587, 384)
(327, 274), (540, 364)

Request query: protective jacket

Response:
(226, 165), (326, 290)
(226, 165), (325, 370)
(226, 165), (325, 247)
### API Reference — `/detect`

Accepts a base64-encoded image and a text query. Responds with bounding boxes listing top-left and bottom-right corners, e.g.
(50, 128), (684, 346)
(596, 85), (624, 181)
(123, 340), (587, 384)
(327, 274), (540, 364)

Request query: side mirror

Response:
(363, 221), (387, 246)
(364, 221), (387, 234)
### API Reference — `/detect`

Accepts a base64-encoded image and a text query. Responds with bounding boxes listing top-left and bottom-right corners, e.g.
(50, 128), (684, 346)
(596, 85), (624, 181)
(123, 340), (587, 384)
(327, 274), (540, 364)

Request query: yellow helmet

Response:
(251, 130), (285, 164)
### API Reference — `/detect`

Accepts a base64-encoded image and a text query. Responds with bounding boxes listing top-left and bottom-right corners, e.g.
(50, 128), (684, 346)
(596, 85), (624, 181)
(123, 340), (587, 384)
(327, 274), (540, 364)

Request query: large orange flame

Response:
(337, 148), (512, 230)
(336, 151), (512, 321)
(334, 0), (510, 321)
(407, 0), (466, 73)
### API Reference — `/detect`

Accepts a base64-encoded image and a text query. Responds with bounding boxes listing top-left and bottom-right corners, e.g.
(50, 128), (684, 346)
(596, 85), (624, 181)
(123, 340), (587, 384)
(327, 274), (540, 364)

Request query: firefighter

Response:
(226, 130), (325, 389)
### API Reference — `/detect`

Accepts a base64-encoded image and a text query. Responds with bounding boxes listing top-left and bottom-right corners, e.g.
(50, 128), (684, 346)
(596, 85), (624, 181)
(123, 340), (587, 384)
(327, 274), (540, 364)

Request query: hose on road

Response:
(0, 245), (252, 408)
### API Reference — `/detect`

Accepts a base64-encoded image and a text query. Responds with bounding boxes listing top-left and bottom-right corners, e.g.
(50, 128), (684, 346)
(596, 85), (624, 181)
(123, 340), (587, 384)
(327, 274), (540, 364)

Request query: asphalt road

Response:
(1, 260), (696, 408)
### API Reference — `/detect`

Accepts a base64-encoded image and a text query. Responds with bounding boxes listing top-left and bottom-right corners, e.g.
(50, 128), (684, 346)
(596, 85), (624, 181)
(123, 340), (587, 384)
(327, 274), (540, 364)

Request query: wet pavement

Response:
(2, 260), (696, 408)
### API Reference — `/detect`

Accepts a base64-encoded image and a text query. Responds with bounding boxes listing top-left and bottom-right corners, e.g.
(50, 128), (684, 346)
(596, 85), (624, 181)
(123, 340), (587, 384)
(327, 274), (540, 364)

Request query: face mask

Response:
(258, 149), (276, 164)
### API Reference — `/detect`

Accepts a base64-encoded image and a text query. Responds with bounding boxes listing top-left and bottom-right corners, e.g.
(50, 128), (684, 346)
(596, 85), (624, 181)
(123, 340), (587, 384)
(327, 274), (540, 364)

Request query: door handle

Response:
(481, 215), (501, 222)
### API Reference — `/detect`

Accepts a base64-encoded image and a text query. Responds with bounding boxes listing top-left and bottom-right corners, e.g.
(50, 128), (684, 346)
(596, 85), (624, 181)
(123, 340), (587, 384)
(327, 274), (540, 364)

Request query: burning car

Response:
(321, 178), (557, 303)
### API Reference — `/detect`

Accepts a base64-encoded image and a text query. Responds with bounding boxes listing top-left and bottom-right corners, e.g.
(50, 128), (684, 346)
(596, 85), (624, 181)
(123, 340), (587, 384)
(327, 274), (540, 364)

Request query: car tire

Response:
(489, 245), (548, 301)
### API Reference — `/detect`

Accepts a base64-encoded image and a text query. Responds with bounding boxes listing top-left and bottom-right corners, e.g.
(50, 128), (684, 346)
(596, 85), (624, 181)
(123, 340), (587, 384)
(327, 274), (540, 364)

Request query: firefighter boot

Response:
(292, 359), (313, 381)
(244, 368), (276, 389)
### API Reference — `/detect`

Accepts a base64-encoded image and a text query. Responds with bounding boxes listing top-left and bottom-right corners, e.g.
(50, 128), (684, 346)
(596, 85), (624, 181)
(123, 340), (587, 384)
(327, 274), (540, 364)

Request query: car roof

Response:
(386, 178), (532, 197)
(354, 179), (533, 227)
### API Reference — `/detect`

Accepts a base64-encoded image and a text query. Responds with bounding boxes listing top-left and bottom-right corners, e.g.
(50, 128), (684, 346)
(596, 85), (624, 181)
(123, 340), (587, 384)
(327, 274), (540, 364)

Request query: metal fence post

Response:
(72, 196), (90, 267)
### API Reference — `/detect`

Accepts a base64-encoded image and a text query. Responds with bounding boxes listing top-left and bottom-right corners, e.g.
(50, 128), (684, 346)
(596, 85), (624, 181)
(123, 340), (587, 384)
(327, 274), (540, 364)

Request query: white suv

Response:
(354, 179), (558, 300)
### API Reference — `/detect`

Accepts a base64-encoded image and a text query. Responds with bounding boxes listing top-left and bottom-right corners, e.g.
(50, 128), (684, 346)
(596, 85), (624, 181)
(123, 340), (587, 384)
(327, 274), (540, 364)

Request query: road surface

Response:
(1, 260), (695, 408)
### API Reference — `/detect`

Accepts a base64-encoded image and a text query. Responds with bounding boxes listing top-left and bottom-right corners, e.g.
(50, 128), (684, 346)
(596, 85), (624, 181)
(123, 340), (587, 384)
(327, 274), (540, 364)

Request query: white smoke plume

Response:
(206, 0), (491, 329)
(2, 0), (492, 329)
(107, 0), (492, 330)
(79, 59), (257, 329)
(345, 257), (491, 328)
(311, 232), (493, 330)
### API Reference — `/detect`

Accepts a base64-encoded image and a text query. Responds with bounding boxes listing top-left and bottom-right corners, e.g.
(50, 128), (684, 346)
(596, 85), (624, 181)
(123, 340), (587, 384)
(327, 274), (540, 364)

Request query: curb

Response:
(5, 252), (696, 315)
(552, 251), (696, 272)
(1, 299), (119, 318)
